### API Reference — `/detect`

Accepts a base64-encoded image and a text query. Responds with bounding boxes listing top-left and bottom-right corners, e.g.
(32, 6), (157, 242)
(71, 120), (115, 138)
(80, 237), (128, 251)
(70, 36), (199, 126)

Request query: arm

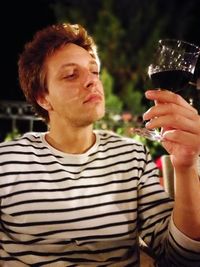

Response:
(144, 90), (200, 240)
(174, 163), (200, 240)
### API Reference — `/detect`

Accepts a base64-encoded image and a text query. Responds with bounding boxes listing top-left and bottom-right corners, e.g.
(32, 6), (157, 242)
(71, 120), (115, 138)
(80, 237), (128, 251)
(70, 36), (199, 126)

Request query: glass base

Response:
(131, 127), (162, 142)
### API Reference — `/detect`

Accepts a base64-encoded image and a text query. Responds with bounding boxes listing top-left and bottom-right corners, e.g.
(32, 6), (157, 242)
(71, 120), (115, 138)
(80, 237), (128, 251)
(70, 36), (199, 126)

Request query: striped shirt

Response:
(0, 130), (199, 266)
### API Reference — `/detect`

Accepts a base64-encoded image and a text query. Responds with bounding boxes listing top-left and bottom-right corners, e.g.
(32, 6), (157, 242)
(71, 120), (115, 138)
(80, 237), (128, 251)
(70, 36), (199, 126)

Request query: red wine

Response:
(150, 70), (193, 92)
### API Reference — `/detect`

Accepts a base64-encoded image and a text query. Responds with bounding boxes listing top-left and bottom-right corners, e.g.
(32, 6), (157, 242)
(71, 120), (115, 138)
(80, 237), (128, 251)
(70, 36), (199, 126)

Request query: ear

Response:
(36, 94), (53, 111)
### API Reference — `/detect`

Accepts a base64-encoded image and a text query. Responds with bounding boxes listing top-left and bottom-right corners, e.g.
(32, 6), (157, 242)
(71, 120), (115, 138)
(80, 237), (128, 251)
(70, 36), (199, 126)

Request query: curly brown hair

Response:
(18, 23), (99, 123)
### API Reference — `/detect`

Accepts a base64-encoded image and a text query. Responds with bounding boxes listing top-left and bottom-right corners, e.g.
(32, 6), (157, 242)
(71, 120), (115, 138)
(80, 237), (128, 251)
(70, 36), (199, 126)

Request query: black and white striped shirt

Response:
(0, 130), (199, 266)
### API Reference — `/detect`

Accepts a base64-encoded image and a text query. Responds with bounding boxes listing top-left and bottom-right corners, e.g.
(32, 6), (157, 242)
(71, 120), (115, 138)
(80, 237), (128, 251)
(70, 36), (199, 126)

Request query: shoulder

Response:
(94, 129), (146, 151)
(0, 132), (45, 151)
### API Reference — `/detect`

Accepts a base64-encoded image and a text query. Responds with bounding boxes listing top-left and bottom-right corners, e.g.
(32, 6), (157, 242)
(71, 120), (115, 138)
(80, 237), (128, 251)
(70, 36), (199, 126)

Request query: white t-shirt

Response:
(0, 130), (199, 266)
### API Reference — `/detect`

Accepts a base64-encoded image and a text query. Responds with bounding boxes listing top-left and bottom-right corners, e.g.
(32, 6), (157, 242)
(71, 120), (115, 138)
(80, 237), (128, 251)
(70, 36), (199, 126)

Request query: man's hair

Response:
(18, 23), (99, 123)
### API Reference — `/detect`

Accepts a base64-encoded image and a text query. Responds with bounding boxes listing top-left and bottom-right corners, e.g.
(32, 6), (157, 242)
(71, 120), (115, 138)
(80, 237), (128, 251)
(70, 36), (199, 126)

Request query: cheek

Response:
(63, 85), (81, 103)
(99, 81), (105, 96)
(53, 83), (80, 103)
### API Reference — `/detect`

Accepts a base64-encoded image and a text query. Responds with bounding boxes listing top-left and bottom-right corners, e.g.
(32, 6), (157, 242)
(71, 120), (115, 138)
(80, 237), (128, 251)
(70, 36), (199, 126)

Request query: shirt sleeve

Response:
(137, 146), (200, 266)
(169, 218), (200, 252)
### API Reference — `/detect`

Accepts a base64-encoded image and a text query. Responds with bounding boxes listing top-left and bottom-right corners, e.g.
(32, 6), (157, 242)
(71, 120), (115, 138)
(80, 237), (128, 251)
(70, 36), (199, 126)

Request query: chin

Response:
(83, 112), (105, 126)
(76, 106), (105, 126)
(95, 109), (105, 121)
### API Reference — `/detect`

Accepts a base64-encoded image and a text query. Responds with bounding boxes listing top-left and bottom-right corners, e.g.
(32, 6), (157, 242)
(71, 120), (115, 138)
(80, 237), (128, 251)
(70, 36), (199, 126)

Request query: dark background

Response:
(1, 0), (56, 101)
(1, 0), (200, 102)
(0, 0), (199, 149)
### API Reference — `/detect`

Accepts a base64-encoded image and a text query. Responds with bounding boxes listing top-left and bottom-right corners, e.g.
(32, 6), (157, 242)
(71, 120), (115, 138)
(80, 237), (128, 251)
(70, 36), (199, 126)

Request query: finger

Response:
(145, 90), (198, 114)
(145, 114), (200, 135)
(162, 130), (200, 150)
(143, 102), (197, 121)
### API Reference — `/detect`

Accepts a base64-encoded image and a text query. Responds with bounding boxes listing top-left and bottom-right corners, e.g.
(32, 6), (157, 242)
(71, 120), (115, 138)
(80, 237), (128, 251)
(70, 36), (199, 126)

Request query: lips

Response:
(83, 93), (103, 104)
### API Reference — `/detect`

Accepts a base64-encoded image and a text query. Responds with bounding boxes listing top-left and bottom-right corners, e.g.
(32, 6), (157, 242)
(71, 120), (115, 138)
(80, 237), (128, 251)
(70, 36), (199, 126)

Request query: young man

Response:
(0, 23), (200, 266)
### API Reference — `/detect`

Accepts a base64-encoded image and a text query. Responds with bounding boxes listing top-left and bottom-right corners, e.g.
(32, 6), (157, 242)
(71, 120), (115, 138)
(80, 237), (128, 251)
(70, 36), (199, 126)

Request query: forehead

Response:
(47, 43), (98, 70)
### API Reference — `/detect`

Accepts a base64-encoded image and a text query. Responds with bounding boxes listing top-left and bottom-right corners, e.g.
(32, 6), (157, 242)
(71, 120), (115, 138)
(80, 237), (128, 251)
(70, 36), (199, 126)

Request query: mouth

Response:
(83, 93), (103, 104)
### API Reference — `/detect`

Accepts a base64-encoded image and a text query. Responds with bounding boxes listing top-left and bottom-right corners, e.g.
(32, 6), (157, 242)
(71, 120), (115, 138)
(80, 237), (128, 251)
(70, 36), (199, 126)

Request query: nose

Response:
(83, 71), (98, 90)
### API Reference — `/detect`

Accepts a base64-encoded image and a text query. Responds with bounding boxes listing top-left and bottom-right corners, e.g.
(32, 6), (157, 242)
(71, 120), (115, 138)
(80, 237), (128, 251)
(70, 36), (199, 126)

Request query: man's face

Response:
(39, 43), (105, 128)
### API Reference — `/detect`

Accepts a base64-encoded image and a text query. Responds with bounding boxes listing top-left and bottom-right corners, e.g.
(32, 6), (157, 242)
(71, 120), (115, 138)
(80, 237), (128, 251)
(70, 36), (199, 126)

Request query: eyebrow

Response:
(60, 60), (98, 70)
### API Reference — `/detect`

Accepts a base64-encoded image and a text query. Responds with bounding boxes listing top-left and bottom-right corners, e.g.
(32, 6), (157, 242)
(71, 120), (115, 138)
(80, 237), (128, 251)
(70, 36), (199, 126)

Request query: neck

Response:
(45, 124), (96, 154)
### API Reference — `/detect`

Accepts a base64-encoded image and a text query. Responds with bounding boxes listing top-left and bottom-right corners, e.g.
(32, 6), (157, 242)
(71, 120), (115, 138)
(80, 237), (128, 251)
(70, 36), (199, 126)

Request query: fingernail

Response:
(145, 90), (154, 97)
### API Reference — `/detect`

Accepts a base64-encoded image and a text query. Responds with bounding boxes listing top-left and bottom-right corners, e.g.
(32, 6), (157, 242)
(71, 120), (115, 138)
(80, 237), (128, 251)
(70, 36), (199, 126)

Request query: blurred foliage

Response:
(49, 0), (200, 157)
(50, 0), (200, 114)
(101, 68), (123, 114)
(4, 128), (21, 142)
(3, 0), (199, 159)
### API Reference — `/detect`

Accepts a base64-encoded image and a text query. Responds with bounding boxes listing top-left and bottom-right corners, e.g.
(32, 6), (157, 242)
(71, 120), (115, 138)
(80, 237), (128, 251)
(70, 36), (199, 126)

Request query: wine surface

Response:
(150, 70), (192, 92)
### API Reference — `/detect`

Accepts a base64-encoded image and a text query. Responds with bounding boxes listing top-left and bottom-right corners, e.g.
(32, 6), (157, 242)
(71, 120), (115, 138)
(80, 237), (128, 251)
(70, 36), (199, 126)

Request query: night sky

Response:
(1, 0), (200, 102)
(1, 0), (56, 101)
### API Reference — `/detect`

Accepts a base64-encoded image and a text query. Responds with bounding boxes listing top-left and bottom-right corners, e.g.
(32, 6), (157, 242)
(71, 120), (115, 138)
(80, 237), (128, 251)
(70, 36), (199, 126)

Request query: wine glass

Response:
(132, 39), (200, 141)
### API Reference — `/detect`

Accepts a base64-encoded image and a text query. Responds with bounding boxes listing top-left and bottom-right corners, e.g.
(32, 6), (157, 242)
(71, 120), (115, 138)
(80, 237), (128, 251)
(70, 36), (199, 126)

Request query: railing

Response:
(0, 101), (47, 140)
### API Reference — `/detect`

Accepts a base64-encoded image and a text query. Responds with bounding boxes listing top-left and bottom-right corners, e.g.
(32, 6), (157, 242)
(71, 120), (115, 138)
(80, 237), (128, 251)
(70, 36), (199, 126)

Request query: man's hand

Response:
(143, 89), (200, 169)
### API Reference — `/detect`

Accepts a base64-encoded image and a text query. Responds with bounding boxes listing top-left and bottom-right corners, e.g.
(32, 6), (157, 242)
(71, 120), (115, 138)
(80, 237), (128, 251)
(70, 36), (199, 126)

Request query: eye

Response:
(65, 73), (75, 79)
(63, 70), (78, 80)
(93, 71), (99, 76)
(91, 69), (100, 76)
